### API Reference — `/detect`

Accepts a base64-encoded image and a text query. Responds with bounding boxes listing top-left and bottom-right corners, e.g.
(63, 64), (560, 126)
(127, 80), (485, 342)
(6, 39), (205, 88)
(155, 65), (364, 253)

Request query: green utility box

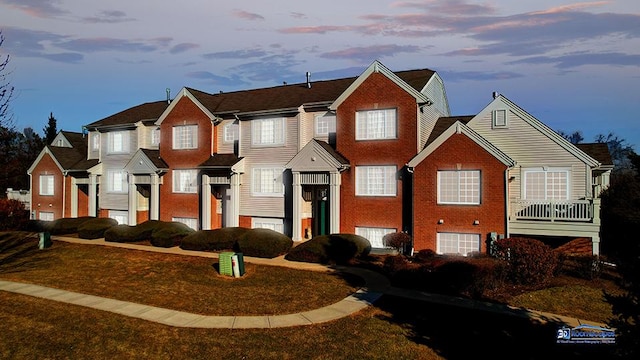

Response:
(38, 232), (52, 249)
(218, 252), (235, 276)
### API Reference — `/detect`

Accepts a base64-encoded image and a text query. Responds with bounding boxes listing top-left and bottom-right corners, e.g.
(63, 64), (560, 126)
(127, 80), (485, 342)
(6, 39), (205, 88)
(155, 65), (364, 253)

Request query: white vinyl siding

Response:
(224, 123), (239, 143)
(524, 169), (569, 200)
(356, 166), (397, 196)
(172, 125), (198, 149)
(173, 217), (198, 230)
(437, 170), (480, 205)
(252, 167), (284, 196)
(173, 170), (198, 193)
(39, 211), (54, 221)
(252, 218), (284, 233)
(314, 114), (336, 137)
(109, 210), (128, 225)
(355, 227), (395, 249)
(107, 131), (129, 154)
(252, 118), (285, 147)
(437, 233), (480, 256)
(107, 170), (127, 193)
(39, 175), (54, 196)
(356, 109), (397, 140)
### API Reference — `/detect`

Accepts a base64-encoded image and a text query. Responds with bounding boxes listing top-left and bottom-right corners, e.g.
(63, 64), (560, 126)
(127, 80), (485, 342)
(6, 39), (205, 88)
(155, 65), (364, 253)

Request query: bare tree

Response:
(0, 30), (14, 127)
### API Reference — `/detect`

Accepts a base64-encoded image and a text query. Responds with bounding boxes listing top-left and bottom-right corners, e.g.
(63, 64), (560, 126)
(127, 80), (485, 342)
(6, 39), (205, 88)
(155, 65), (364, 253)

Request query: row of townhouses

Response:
(27, 61), (613, 255)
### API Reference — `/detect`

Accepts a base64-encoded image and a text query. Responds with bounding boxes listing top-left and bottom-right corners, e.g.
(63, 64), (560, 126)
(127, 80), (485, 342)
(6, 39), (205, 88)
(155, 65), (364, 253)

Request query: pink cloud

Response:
(232, 9), (265, 21)
(530, 1), (611, 15)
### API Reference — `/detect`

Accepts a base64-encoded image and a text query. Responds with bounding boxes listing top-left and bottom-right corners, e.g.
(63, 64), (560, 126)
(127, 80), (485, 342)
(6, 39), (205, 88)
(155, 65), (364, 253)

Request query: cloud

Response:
(508, 52), (640, 69)
(439, 70), (525, 82)
(290, 12), (307, 19)
(392, 0), (496, 16)
(203, 48), (268, 59)
(232, 9), (265, 21)
(56, 38), (158, 53)
(170, 43), (199, 54)
(0, 0), (67, 18)
(529, 1), (610, 15)
(82, 10), (134, 23)
(0, 26), (83, 63)
(185, 71), (247, 87)
(320, 44), (422, 62)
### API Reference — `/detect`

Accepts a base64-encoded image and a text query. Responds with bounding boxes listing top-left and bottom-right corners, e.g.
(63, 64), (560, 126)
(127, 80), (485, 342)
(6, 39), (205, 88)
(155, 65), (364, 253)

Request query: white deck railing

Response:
(511, 199), (594, 222)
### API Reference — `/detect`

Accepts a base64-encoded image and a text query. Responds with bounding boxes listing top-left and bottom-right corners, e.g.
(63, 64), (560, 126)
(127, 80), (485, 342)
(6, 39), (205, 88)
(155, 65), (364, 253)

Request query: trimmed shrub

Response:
(104, 225), (140, 243)
(494, 237), (559, 285)
(77, 218), (118, 239)
(560, 254), (603, 280)
(48, 217), (95, 235)
(180, 227), (249, 251)
(383, 232), (411, 253)
(285, 234), (371, 264)
(150, 222), (195, 248)
(235, 228), (293, 258)
(0, 199), (29, 231)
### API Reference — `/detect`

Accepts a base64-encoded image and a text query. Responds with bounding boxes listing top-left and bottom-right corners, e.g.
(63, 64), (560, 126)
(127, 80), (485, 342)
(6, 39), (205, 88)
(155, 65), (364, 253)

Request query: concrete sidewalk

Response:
(0, 236), (608, 329)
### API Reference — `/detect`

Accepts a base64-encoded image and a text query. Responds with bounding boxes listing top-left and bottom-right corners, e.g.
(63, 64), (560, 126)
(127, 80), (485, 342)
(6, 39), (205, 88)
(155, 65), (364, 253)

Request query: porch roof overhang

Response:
(198, 154), (244, 170)
(286, 139), (350, 172)
(124, 149), (168, 174)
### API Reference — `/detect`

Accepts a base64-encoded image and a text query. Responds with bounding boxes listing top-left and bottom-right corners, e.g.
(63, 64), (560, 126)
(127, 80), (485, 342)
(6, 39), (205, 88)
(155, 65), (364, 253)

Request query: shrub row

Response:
(285, 234), (371, 265)
(180, 227), (293, 259)
(105, 220), (195, 248)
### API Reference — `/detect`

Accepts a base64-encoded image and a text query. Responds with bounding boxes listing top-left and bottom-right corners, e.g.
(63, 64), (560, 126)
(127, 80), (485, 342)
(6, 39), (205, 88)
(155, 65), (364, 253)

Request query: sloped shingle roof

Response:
(199, 154), (242, 168)
(425, 116), (475, 147)
(576, 143), (613, 166)
(47, 131), (98, 171)
(86, 101), (169, 128)
(140, 149), (169, 169)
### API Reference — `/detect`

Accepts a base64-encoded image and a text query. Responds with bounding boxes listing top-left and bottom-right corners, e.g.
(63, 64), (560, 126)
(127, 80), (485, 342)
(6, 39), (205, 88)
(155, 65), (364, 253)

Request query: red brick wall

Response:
(158, 96), (215, 223)
(239, 215), (252, 229)
(30, 152), (64, 220)
(336, 72), (418, 233)
(412, 133), (507, 253)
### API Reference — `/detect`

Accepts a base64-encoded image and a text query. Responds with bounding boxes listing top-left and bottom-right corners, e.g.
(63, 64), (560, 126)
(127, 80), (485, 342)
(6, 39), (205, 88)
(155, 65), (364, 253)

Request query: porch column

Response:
(329, 172), (341, 234)
(88, 174), (97, 217)
(70, 177), (78, 218)
(228, 172), (240, 227)
(292, 171), (302, 241)
(150, 173), (160, 221)
(201, 174), (211, 230)
(592, 198), (601, 255)
(128, 173), (137, 225)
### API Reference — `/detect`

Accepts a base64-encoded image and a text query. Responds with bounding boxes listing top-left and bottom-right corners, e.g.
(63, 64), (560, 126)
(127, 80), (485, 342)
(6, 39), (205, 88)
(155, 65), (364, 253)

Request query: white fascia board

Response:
(155, 87), (217, 126)
(27, 147), (64, 174)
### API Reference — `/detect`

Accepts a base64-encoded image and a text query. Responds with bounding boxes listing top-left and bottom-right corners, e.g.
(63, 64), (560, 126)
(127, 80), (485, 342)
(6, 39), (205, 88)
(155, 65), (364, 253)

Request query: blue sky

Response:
(1, 0), (639, 148)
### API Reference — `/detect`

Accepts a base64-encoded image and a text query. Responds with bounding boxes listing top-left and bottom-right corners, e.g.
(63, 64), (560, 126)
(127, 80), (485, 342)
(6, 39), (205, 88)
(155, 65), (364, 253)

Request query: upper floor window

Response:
(91, 133), (100, 151)
(151, 128), (160, 146)
(39, 175), (54, 196)
(356, 166), (397, 196)
(107, 131), (129, 154)
(173, 169), (198, 193)
(315, 114), (336, 137)
(524, 168), (569, 200)
(356, 109), (396, 140)
(492, 109), (508, 128)
(173, 125), (198, 150)
(252, 118), (285, 147)
(252, 167), (284, 196)
(224, 123), (239, 143)
(107, 170), (127, 193)
(437, 170), (480, 205)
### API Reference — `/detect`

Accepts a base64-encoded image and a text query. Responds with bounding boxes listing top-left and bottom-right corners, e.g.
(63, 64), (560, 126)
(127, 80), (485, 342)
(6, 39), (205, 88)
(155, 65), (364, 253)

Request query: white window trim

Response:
(356, 108), (397, 140)
(523, 167), (570, 200)
(251, 118), (286, 147)
(251, 217), (284, 233)
(314, 114), (336, 137)
(437, 170), (481, 205)
(106, 170), (127, 193)
(109, 210), (128, 225)
(39, 211), (54, 221)
(252, 167), (284, 197)
(172, 125), (198, 150)
(173, 217), (198, 230)
(39, 174), (54, 196)
(107, 131), (130, 154)
(355, 227), (396, 249)
(492, 109), (508, 128)
(356, 166), (397, 197)
(223, 123), (239, 144)
(437, 233), (480, 256)
(172, 169), (198, 194)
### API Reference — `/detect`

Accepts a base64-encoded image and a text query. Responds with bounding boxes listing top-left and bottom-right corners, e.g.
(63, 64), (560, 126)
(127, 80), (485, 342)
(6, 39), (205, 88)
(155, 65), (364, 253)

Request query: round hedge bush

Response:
(494, 237), (559, 285)
(285, 234), (371, 264)
(104, 224), (141, 243)
(150, 221), (195, 248)
(77, 218), (118, 239)
(234, 228), (293, 258)
(47, 217), (96, 235)
(180, 227), (249, 251)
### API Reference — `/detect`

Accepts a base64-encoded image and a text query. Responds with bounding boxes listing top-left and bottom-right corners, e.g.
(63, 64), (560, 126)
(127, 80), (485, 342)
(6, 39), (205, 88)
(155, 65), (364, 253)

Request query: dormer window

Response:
(151, 128), (160, 146)
(492, 109), (508, 128)
(224, 123), (239, 143)
(107, 131), (129, 154)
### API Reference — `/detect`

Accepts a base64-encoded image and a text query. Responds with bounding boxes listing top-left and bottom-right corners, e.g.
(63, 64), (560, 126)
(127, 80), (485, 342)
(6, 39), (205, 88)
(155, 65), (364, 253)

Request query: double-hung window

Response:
(91, 133), (100, 151)
(437, 170), (480, 204)
(252, 218), (284, 233)
(107, 170), (127, 193)
(39, 175), (54, 196)
(173, 125), (198, 149)
(107, 131), (129, 154)
(252, 167), (284, 196)
(172, 217), (198, 230)
(356, 166), (396, 196)
(356, 109), (396, 140)
(252, 118), (285, 146)
(524, 168), (569, 200)
(314, 114), (336, 137)
(173, 169), (198, 193)
(224, 123), (239, 143)
(151, 128), (160, 146)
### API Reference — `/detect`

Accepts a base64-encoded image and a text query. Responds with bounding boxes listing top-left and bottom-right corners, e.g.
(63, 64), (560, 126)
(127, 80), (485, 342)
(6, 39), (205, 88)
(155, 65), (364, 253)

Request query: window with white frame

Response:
(252, 167), (284, 196)
(107, 170), (127, 193)
(356, 166), (396, 196)
(251, 118), (285, 146)
(492, 109), (508, 128)
(437, 233), (480, 256)
(252, 218), (284, 233)
(109, 210), (128, 225)
(314, 114), (336, 137)
(173, 169), (198, 193)
(355, 227), (395, 249)
(437, 170), (481, 205)
(107, 131), (129, 154)
(91, 133), (100, 150)
(172, 125), (198, 149)
(224, 123), (239, 143)
(356, 109), (397, 140)
(151, 128), (160, 146)
(524, 169), (569, 200)
(172, 217), (198, 230)
(39, 211), (54, 221)
(39, 175), (54, 196)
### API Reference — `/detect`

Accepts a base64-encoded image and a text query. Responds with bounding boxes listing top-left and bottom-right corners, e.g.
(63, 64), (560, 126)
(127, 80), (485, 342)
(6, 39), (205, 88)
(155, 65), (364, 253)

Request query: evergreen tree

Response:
(43, 112), (57, 144)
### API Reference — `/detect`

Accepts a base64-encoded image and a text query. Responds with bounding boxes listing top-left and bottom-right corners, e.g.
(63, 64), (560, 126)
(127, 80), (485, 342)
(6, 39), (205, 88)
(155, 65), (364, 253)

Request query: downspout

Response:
(62, 170), (67, 219)
(504, 167), (513, 238)
(406, 165), (415, 255)
(28, 173), (33, 219)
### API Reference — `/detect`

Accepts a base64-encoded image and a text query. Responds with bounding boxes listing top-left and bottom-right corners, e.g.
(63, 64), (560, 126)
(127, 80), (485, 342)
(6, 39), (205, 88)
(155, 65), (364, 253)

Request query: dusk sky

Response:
(1, 0), (639, 148)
